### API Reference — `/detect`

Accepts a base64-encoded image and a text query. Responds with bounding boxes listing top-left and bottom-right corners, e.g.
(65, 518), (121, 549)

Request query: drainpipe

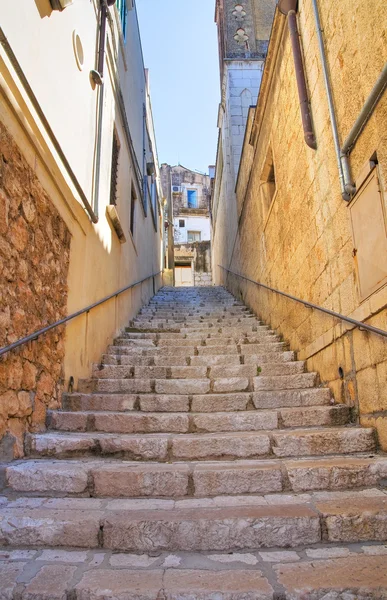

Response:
(341, 62), (387, 156)
(278, 0), (316, 150)
(310, 0), (355, 201)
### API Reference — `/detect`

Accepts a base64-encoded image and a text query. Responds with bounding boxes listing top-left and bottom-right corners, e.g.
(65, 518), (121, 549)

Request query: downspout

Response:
(341, 62), (387, 156)
(311, 0), (355, 201)
(279, 1), (316, 150)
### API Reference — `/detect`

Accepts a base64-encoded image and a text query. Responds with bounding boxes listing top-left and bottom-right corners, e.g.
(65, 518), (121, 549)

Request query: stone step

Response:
(1, 542), (387, 599)
(102, 352), (296, 367)
(5, 456), (387, 498)
(26, 426), (376, 461)
(92, 362), (306, 380)
(47, 405), (350, 435)
(0, 493), (386, 552)
(82, 373), (319, 395)
(62, 389), (333, 414)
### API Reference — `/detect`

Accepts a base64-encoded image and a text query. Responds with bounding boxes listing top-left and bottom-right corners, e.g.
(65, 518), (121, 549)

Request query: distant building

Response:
(161, 164), (213, 286)
(211, 0), (276, 271)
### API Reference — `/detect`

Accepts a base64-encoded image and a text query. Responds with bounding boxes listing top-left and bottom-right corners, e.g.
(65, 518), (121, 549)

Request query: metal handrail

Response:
(219, 266), (387, 339)
(0, 271), (162, 358)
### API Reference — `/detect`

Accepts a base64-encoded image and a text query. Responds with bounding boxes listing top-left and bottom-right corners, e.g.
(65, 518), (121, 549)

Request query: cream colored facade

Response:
(212, 0), (387, 447)
(0, 0), (165, 456)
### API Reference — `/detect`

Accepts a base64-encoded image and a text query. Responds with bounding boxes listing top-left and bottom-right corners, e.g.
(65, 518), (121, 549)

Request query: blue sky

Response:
(136, 0), (220, 174)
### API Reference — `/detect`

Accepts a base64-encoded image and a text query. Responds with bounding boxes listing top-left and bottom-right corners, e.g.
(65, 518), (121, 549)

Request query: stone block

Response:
(92, 463), (190, 497)
(6, 461), (88, 494)
(155, 379), (210, 395)
(171, 432), (271, 460)
(164, 569), (273, 599)
(212, 378), (249, 393)
(191, 394), (250, 412)
(193, 461), (283, 496)
(0, 508), (101, 547)
(93, 413), (189, 434)
(102, 505), (320, 552)
(75, 570), (164, 600)
(275, 555), (387, 598)
(191, 411), (278, 433)
(272, 427), (375, 458)
(0, 561), (26, 600)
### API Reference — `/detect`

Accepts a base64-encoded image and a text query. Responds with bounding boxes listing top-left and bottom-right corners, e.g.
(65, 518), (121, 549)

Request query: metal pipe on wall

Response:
(311, 0), (356, 201)
(287, 10), (317, 149)
(278, 0), (316, 150)
(341, 62), (387, 156)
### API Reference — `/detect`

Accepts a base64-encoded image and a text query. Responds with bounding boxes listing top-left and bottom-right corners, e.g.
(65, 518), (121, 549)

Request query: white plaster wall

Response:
(226, 61), (264, 178)
(174, 216), (211, 244)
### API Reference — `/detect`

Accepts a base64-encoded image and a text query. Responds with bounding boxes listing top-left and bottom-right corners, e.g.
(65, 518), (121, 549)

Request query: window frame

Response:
(187, 230), (201, 243)
(187, 189), (198, 209)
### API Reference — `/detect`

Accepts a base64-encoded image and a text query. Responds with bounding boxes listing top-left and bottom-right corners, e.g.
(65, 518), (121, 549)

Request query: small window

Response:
(187, 231), (201, 243)
(116, 0), (128, 41)
(179, 219), (185, 228)
(187, 189), (198, 208)
(109, 128), (120, 206)
(130, 184), (136, 237)
(260, 146), (276, 218)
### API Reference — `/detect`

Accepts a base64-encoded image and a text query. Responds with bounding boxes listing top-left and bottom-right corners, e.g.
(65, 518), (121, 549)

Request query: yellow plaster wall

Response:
(214, 0), (387, 447)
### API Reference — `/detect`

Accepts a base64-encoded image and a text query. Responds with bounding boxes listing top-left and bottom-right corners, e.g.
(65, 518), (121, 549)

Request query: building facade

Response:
(161, 164), (212, 286)
(211, 0), (276, 271)
(0, 0), (166, 458)
(212, 0), (387, 448)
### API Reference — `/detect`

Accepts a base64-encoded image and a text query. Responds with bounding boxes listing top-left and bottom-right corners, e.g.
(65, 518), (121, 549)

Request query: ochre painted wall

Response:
(213, 0), (387, 447)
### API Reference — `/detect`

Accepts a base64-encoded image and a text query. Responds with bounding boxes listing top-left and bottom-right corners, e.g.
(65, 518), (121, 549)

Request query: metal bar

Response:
(341, 62), (387, 155)
(0, 272), (162, 358)
(310, 0), (355, 201)
(219, 266), (387, 339)
(0, 28), (98, 224)
(287, 10), (316, 150)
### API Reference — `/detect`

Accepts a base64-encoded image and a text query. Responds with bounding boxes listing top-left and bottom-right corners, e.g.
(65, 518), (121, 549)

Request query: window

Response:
(179, 219), (185, 228)
(187, 189), (198, 208)
(109, 128), (120, 206)
(116, 0), (128, 41)
(260, 146), (276, 219)
(187, 231), (201, 243)
(130, 184), (136, 237)
(151, 180), (158, 231)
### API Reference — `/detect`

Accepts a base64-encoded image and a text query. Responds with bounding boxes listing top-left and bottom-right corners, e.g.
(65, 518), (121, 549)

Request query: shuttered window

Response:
(116, 0), (128, 41)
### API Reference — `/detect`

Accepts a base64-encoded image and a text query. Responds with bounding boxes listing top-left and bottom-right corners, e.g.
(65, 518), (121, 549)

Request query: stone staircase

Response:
(1, 286), (387, 598)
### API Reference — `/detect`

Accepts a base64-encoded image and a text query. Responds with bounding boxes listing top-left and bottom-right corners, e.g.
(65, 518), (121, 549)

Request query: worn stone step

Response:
(25, 427), (374, 462)
(210, 362), (305, 379)
(5, 457), (387, 498)
(197, 343), (287, 355)
(47, 405), (350, 435)
(1, 494), (386, 551)
(272, 427), (376, 458)
(252, 388), (332, 409)
(92, 365), (209, 380)
(253, 373), (317, 391)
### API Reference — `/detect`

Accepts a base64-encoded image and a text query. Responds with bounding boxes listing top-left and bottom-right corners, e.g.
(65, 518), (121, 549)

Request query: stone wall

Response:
(0, 121), (70, 459)
(214, 1), (387, 447)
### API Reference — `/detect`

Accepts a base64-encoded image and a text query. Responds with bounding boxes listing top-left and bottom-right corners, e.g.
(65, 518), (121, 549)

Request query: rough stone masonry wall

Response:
(0, 121), (70, 459)
(220, 0), (387, 447)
